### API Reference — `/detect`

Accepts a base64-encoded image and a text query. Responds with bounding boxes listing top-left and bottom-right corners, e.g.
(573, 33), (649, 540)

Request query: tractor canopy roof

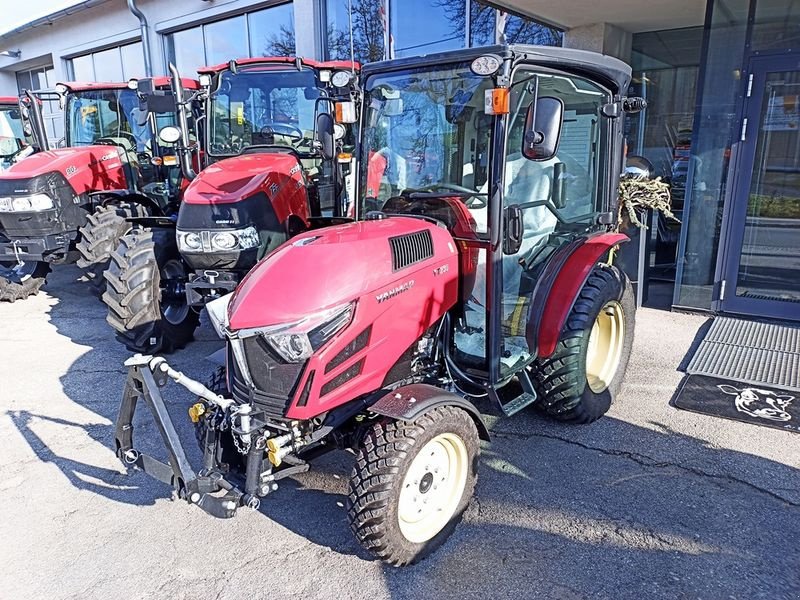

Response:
(361, 44), (631, 93)
(198, 56), (360, 74)
(0, 96), (18, 105)
(58, 78), (199, 92)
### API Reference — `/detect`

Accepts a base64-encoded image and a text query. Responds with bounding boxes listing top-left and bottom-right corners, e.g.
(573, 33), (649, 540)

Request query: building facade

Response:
(0, 0), (798, 322)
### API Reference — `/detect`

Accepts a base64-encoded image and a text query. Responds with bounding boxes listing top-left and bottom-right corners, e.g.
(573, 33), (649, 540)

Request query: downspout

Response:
(127, 0), (153, 77)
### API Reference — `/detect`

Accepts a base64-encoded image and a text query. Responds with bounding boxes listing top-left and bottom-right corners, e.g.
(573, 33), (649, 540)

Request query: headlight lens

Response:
(0, 194), (54, 212)
(237, 302), (355, 363)
(177, 226), (260, 253)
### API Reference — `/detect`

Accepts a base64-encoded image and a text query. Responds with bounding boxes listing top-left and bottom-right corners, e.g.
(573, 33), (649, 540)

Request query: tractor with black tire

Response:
(0, 78), (197, 301)
(114, 45), (644, 565)
(103, 57), (360, 354)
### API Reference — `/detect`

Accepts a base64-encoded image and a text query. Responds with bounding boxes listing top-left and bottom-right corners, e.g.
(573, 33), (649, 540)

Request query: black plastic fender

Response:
(92, 190), (164, 216)
(369, 383), (490, 441)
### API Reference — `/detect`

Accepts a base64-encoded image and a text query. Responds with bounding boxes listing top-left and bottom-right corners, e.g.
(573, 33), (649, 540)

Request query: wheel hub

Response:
(585, 300), (625, 394)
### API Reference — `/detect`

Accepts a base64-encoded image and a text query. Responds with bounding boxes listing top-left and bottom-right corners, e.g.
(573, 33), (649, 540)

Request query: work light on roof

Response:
(199, 74), (212, 87)
(127, 78), (138, 90)
(470, 55), (501, 77)
(331, 70), (352, 88)
(55, 83), (69, 95)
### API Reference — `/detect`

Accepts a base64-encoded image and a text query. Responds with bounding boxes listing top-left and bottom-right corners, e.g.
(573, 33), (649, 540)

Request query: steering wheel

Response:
(259, 123), (304, 142)
(96, 132), (137, 150)
(417, 183), (487, 209)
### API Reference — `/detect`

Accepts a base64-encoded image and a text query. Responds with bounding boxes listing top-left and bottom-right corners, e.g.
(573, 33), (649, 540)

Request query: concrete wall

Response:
(0, 0), (320, 95)
(563, 22), (633, 62)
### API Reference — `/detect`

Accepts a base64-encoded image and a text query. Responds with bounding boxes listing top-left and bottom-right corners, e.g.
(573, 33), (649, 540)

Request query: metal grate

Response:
(325, 326), (371, 374)
(389, 230), (434, 271)
(686, 317), (800, 391)
(321, 358), (364, 397)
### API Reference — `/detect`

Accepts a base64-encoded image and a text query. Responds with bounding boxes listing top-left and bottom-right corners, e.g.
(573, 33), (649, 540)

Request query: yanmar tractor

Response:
(104, 57), (360, 354)
(115, 45), (645, 565)
(0, 97), (33, 171)
(0, 78), (197, 301)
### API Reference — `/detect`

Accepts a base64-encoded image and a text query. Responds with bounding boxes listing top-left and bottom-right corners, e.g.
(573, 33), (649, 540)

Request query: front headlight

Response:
(177, 226), (260, 253)
(238, 302), (355, 363)
(0, 194), (55, 212)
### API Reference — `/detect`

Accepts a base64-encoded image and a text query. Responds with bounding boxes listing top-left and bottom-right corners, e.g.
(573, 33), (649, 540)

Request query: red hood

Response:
(0, 146), (127, 193)
(229, 217), (457, 330)
(183, 153), (305, 205)
(0, 97), (18, 105)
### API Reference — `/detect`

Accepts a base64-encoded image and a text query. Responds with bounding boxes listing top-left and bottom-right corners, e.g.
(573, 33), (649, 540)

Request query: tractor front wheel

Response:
(76, 202), (148, 296)
(103, 227), (199, 354)
(0, 260), (50, 302)
(531, 265), (635, 424)
(347, 406), (479, 566)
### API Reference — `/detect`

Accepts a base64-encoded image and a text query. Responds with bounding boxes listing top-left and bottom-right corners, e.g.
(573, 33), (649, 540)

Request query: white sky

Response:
(0, 0), (87, 37)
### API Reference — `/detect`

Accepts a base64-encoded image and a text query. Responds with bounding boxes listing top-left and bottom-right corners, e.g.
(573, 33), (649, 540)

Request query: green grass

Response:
(748, 195), (800, 219)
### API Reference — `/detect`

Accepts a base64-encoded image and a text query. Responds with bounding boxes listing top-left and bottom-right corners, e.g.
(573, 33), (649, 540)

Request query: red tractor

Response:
(0, 96), (34, 172)
(103, 57), (360, 353)
(116, 45), (644, 565)
(0, 78), (197, 301)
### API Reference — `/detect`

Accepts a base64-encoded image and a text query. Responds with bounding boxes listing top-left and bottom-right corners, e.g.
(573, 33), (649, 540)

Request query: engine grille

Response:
(325, 326), (371, 374)
(227, 338), (305, 419)
(389, 230), (433, 271)
(321, 358), (364, 397)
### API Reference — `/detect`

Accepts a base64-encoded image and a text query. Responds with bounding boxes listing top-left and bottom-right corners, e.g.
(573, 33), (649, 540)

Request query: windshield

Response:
(359, 63), (495, 223)
(66, 89), (152, 151)
(208, 67), (321, 156)
(0, 104), (28, 158)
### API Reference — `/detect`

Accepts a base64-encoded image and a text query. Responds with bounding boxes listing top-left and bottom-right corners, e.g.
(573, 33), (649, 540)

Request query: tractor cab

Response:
(0, 97), (33, 171)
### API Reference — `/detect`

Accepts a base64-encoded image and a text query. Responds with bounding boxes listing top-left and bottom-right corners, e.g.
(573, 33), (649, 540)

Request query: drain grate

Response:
(686, 317), (800, 391)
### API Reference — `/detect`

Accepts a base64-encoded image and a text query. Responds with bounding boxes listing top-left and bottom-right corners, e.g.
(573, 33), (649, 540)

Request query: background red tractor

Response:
(0, 96), (34, 172)
(103, 58), (360, 353)
(115, 45), (645, 566)
(0, 78), (196, 301)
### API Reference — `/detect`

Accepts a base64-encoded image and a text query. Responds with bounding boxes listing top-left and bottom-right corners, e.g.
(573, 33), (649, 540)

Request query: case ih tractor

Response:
(0, 78), (197, 301)
(115, 45), (644, 565)
(0, 96), (34, 171)
(104, 58), (360, 354)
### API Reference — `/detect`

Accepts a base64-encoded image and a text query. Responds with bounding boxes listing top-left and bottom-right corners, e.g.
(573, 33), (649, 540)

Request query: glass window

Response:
(751, 0), (800, 51)
(205, 15), (248, 66)
(71, 54), (94, 81)
(166, 27), (206, 74)
(92, 47), (124, 82)
(120, 42), (146, 79)
(501, 12), (562, 45)
(391, 0), (465, 58)
(326, 0), (385, 63)
(249, 3), (295, 57)
(66, 89), (150, 151)
(469, 1), (496, 47)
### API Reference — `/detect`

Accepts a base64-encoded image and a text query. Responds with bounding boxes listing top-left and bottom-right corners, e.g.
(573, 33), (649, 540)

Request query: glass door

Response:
(721, 55), (800, 320)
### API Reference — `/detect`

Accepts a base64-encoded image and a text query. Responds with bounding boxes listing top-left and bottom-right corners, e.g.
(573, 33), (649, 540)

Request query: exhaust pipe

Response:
(127, 0), (153, 77)
(168, 63), (197, 181)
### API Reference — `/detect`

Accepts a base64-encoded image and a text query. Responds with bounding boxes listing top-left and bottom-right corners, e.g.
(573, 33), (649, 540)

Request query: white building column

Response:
(294, 0), (322, 59)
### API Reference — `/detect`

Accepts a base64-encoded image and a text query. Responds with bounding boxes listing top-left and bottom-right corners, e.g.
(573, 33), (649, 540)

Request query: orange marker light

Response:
(485, 88), (509, 115)
(335, 101), (357, 123)
(162, 156), (179, 166)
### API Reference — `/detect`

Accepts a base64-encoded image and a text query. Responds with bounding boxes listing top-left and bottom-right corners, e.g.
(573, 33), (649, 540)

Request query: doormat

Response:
(672, 374), (800, 434)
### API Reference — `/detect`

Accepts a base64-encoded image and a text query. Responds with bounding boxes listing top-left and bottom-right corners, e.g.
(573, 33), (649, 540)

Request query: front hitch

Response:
(115, 354), (251, 517)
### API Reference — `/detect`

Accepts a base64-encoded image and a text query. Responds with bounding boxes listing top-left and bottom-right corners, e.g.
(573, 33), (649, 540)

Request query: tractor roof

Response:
(361, 44), (631, 93)
(0, 96), (18, 105)
(60, 78), (199, 92)
(198, 56), (360, 74)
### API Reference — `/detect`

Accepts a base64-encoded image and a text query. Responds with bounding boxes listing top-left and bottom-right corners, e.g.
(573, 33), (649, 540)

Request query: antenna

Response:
(348, 0), (355, 73)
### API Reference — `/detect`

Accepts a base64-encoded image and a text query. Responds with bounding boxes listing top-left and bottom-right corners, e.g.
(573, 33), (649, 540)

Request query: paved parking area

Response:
(1, 265), (798, 600)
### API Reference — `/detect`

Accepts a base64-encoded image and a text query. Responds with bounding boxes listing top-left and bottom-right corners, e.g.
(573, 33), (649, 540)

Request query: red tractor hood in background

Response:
(0, 146), (127, 193)
(229, 217), (458, 330)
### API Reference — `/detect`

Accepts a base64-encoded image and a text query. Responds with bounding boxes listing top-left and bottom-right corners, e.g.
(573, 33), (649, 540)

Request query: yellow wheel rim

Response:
(397, 432), (469, 544)
(585, 300), (625, 394)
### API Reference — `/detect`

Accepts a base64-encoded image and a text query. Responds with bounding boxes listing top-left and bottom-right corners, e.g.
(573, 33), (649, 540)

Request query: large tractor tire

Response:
(76, 202), (148, 296)
(0, 260), (50, 302)
(103, 227), (199, 354)
(531, 265), (635, 424)
(347, 406), (479, 566)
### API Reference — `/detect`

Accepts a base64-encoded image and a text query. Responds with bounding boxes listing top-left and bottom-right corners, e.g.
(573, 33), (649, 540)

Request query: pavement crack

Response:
(491, 429), (800, 508)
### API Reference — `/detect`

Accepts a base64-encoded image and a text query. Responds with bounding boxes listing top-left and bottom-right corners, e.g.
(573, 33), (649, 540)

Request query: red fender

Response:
(537, 232), (629, 358)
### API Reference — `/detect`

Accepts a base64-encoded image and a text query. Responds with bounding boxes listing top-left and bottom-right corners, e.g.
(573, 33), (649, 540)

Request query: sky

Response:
(0, 0), (87, 37)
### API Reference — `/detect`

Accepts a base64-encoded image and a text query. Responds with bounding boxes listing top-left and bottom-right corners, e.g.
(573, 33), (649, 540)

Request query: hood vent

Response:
(389, 230), (434, 271)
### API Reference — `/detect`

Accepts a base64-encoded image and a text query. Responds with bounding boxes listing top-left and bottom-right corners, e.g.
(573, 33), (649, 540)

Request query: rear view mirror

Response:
(522, 96), (563, 161)
(625, 155), (655, 178)
(316, 112), (335, 161)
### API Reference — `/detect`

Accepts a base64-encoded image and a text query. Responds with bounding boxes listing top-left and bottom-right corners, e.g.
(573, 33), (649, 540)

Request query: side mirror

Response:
(522, 96), (563, 162)
(159, 126), (182, 145)
(316, 112), (336, 161)
(625, 155), (655, 178)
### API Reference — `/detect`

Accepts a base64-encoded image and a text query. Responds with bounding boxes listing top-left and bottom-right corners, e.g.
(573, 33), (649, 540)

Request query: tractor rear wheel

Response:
(531, 265), (634, 424)
(103, 227), (199, 354)
(347, 406), (479, 566)
(0, 260), (50, 302)
(76, 202), (148, 296)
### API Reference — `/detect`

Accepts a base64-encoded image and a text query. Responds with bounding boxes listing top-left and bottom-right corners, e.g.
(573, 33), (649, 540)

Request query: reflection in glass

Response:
(735, 71), (800, 302)
(751, 0), (800, 51)
(92, 47), (124, 82)
(205, 16), (248, 66)
(120, 42), (145, 79)
(391, 0), (465, 58)
(249, 3), (295, 56)
(326, 0), (385, 63)
(166, 27), (206, 74)
(71, 54), (95, 81)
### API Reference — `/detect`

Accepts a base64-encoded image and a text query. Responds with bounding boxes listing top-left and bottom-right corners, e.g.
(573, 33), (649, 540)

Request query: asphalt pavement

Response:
(0, 265), (798, 600)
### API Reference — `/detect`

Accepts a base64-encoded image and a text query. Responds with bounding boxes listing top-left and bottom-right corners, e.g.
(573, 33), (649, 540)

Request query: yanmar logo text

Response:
(376, 280), (415, 303)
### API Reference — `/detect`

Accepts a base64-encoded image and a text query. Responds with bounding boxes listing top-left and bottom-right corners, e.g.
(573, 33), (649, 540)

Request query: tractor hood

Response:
(182, 153), (306, 207)
(228, 217), (457, 330)
(0, 146), (127, 195)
